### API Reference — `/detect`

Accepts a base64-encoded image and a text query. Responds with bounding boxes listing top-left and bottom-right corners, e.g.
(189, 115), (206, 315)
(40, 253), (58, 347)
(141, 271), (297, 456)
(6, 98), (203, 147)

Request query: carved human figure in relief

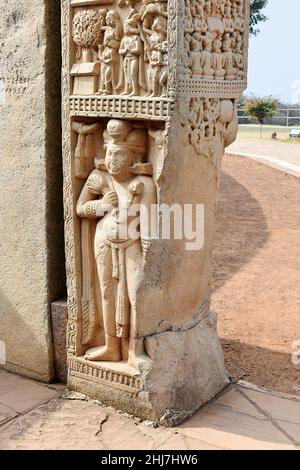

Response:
(190, 35), (203, 77)
(234, 36), (244, 80)
(119, 8), (145, 96)
(76, 120), (157, 369)
(97, 11), (123, 95)
(140, 0), (168, 96)
(192, 8), (208, 35)
(141, 0), (168, 27)
(184, 4), (194, 34)
(223, 2), (234, 34)
(232, 4), (245, 34)
(200, 37), (214, 79)
(212, 38), (225, 80)
(223, 32), (237, 80)
(143, 16), (167, 96)
(203, 98), (215, 138)
(211, 0), (224, 17)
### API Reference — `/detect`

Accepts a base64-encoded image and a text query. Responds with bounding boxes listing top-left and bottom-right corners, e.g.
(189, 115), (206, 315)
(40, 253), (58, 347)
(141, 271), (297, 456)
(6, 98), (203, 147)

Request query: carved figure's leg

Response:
(122, 58), (131, 95)
(126, 243), (151, 371)
(160, 69), (168, 97)
(85, 243), (121, 362)
(130, 58), (139, 96)
(97, 65), (106, 95)
(152, 66), (161, 97)
(144, 65), (153, 97)
(103, 66), (113, 95)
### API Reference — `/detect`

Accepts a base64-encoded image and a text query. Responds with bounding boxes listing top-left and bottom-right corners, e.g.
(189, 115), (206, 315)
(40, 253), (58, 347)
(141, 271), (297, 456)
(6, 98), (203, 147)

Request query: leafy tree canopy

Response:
(245, 95), (278, 124)
(250, 0), (268, 36)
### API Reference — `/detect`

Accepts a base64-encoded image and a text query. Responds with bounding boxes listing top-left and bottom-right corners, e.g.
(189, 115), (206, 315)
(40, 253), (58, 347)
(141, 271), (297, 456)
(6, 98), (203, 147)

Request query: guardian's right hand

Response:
(101, 191), (118, 212)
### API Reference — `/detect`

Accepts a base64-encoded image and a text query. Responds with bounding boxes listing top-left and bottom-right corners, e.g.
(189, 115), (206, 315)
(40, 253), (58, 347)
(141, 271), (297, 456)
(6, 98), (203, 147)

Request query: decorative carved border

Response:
(69, 96), (175, 121)
(243, 0), (251, 82)
(178, 79), (247, 98)
(62, 0), (80, 357)
(68, 357), (144, 394)
(167, 0), (179, 97)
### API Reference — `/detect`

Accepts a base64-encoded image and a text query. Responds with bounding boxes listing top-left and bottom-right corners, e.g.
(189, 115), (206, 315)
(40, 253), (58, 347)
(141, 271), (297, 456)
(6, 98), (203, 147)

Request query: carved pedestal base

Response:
(71, 63), (100, 96)
(68, 357), (154, 421)
(68, 311), (229, 425)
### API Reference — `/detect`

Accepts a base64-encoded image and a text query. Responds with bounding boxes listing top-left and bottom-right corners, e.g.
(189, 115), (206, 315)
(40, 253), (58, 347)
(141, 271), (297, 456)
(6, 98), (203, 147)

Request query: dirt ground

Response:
(212, 154), (300, 396)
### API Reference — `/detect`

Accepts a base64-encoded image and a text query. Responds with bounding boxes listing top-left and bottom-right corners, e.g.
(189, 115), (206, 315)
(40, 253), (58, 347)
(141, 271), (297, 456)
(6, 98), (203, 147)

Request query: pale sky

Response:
(246, 0), (300, 104)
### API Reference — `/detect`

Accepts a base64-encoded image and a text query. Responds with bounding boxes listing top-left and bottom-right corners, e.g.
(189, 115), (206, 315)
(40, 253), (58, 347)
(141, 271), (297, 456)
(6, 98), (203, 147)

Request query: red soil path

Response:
(212, 154), (300, 396)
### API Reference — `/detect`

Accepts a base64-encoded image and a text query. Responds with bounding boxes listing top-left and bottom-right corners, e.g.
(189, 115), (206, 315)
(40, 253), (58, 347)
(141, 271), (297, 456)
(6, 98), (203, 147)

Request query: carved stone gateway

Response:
(62, 0), (249, 425)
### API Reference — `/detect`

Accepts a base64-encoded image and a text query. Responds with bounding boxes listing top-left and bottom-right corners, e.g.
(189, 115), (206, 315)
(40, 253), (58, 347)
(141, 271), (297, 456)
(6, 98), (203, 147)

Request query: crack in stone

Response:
(139, 299), (211, 341)
(213, 402), (267, 422)
(95, 414), (109, 436)
(0, 397), (60, 431)
(181, 433), (229, 451)
(237, 387), (300, 447)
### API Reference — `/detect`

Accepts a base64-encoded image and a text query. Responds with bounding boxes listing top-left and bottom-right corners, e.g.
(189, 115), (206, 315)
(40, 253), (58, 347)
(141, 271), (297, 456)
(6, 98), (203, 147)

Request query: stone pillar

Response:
(0, 0), (65, 382)
(62, 0), (249, 424)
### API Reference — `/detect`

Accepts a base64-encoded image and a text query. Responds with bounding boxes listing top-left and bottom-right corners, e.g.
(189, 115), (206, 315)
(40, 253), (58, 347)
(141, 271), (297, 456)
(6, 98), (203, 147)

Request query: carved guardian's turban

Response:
(104, 120), (147, 160)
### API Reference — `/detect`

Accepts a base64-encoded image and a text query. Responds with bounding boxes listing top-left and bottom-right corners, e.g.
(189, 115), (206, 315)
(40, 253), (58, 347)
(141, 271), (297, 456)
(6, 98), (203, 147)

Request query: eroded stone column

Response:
(62, 0), (249, 424)
(0, 0), (65, 382)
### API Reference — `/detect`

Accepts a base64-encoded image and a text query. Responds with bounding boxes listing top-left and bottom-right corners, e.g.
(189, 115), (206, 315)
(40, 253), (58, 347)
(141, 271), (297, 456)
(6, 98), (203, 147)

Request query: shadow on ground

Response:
(221, 338), (300, 395)
(212, 157), (300, 396)
(213, 170), (269, 292)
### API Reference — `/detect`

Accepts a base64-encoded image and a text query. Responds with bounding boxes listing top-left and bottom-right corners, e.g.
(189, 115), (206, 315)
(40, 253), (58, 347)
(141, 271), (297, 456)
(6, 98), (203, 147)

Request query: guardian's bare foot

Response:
(85, 346), (121, 362)
(85, 336), (121, 362)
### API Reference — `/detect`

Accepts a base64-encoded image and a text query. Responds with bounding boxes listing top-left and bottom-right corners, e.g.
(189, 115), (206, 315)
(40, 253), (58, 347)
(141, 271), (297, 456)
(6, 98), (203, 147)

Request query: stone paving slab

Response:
(0, 403), (17, 425)
(0, 370), (59, 415)
(240, 388), (300, 445)
(178, 388), (296, 451)
(0, 370), (300, 450)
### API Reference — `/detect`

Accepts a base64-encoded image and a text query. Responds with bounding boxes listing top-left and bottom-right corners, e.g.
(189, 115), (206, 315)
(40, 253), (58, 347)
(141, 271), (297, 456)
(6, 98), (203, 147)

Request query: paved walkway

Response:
(0, 370), (299, 450)
(227, 139), (300, 177)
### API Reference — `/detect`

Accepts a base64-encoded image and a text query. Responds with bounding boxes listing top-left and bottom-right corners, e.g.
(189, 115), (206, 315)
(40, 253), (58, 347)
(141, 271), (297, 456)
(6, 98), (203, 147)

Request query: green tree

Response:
(250, 0), (268, 36)
(245, 96), (278, 138)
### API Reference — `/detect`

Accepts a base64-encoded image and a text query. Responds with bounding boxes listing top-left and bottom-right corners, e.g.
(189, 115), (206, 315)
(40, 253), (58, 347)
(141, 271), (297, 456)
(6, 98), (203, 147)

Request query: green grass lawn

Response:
(238, 125), (300, 144)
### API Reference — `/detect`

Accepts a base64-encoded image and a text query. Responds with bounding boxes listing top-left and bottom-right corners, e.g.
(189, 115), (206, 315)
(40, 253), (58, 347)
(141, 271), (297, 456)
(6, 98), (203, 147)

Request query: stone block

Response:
(51, 299), (68, 383)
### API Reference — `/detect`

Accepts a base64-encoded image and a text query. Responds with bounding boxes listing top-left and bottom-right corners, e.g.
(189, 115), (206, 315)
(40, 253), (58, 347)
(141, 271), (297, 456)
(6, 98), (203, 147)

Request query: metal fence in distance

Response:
(238, 108), (300, 127)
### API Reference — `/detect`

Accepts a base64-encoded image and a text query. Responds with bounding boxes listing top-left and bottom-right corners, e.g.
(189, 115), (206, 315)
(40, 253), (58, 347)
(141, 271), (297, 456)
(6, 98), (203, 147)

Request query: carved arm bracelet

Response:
(85, 201), (105, 218)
